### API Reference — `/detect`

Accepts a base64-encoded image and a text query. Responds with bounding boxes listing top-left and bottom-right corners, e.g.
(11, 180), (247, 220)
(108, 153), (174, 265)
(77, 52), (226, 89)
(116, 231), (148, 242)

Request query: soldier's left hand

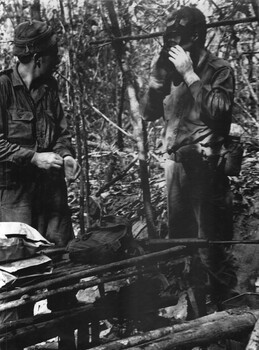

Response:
(64, 156), (81, 181)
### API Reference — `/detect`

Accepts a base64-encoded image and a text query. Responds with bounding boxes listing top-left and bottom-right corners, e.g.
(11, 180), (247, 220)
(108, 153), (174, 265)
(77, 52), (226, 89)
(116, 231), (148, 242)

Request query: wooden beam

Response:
(90, 17), (258, 45)
(0, 246), (186, 302)
(0, 294), (178, 348)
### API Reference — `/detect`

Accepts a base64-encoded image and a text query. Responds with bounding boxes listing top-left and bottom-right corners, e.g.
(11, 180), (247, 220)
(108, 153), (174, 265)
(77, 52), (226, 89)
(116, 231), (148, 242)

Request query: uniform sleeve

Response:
(141, 55), (172, 122)
(188, 66), (235, 131)
(0, 77), (35, 165)
(50, 80), (75, 158)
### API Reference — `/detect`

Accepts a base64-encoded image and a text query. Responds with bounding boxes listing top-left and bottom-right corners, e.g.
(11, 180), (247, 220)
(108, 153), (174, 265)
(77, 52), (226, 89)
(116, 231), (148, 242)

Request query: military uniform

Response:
(144, 50), (235, 241)
(143, 48), (236, 307)
(0, 66), (74, 246)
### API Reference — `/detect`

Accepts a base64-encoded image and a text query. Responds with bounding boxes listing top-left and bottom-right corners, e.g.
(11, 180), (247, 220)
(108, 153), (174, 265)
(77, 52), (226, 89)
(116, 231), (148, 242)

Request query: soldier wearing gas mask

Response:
(142, 6), (236, 311)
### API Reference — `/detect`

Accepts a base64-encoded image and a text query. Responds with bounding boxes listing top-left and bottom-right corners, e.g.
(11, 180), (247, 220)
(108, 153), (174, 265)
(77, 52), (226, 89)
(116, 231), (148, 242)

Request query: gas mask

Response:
(160, 14), (197, 86)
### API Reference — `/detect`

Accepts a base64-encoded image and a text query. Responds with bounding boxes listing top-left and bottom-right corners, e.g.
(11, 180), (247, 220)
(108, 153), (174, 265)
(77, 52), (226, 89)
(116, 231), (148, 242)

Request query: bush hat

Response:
(13, 20), (57, 57)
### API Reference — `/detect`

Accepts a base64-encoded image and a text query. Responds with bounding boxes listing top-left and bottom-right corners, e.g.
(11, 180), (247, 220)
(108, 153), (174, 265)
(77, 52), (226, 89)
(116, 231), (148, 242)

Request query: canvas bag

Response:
(68, 216), (133, 265)
(222, 135), (244, 176)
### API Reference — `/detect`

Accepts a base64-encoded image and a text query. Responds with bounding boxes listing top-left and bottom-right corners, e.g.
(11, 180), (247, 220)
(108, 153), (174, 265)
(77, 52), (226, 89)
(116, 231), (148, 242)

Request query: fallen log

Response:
(91, 308), (259, 350)
(125, 308), (259, 350)
(246, 318), (259, 350)
(0, 246), (186, 302)
(0, 293), (178, 348)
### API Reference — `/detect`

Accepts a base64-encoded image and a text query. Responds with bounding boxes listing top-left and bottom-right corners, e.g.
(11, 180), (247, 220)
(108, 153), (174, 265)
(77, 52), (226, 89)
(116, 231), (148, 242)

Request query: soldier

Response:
(142, 6), (236, 311)
(0, 20), (80, 247)
(0, 20), (80, 349)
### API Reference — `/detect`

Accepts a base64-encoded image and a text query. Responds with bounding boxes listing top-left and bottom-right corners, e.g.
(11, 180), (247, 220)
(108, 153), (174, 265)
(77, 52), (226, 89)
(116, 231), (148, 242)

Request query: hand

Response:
(168, 45), (200, 86)
(64, 156), (81, 181)
(31, 152), (64, 170)
(168, 45), (194, 77)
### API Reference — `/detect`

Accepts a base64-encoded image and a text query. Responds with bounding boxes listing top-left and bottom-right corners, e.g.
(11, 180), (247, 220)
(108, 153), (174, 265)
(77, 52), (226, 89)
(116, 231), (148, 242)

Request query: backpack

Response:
(67, 216), (133, 265)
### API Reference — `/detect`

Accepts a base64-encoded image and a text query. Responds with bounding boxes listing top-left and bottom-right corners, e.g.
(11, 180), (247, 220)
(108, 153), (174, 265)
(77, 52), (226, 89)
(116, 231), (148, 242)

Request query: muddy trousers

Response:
(0, 172), (76, 350)
(165, 159), (236, 308)
(0, 172), (74, 246)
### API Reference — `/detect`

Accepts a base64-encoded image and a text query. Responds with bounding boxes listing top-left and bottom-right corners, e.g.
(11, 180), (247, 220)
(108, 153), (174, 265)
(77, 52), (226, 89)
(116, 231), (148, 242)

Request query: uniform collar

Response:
(11, 63), (49, 103)
(11, 63), (49, 90)
(11, 63), (24, 87)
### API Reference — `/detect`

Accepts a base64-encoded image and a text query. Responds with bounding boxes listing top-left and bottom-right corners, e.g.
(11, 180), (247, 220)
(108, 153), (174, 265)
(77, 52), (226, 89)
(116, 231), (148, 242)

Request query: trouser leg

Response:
(188, 163), (236, 306)
(34, 173), (76, 349)
(0, 184), (34, 224)
(0, 185), (35, 349)
(33, 172), (74, 247)
(165, 159), (197, 238)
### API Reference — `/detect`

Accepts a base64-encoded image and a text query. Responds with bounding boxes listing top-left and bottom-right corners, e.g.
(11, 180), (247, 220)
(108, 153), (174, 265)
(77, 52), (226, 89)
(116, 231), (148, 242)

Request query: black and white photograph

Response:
(0, 0), (258, 349)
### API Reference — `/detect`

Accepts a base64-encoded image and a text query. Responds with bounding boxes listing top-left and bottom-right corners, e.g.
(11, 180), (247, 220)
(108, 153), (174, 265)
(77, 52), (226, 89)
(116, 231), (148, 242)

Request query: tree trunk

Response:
(102, 0), (157, 238)
(30, 0), (41, 20)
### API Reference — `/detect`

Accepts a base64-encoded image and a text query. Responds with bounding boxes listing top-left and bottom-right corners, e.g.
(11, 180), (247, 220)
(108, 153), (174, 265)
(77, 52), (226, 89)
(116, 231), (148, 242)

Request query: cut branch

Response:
(95, 156), (138, 196)
(85, 99), (136, 141)
(0, 246), (186, 302)
(0, 268), (146, 313)
(90, 17), (258, 45)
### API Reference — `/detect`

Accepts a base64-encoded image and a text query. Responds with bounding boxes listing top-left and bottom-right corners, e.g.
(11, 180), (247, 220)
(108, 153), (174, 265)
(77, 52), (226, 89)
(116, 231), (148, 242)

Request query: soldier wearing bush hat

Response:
(0, 19), (80, 247)
(0, 19), (80, 349)
(13, 20), (58, 57)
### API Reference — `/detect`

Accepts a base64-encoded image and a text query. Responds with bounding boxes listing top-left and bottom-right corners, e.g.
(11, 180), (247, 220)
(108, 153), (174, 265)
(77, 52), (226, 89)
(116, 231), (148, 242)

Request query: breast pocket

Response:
(8, 109), (35, 145)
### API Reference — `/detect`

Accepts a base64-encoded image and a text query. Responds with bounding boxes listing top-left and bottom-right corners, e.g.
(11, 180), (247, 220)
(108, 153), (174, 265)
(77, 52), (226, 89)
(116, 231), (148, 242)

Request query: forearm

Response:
(0, 135), (35, 165)
(52, 130), (74, 158)
(142, 63), (172, 121)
